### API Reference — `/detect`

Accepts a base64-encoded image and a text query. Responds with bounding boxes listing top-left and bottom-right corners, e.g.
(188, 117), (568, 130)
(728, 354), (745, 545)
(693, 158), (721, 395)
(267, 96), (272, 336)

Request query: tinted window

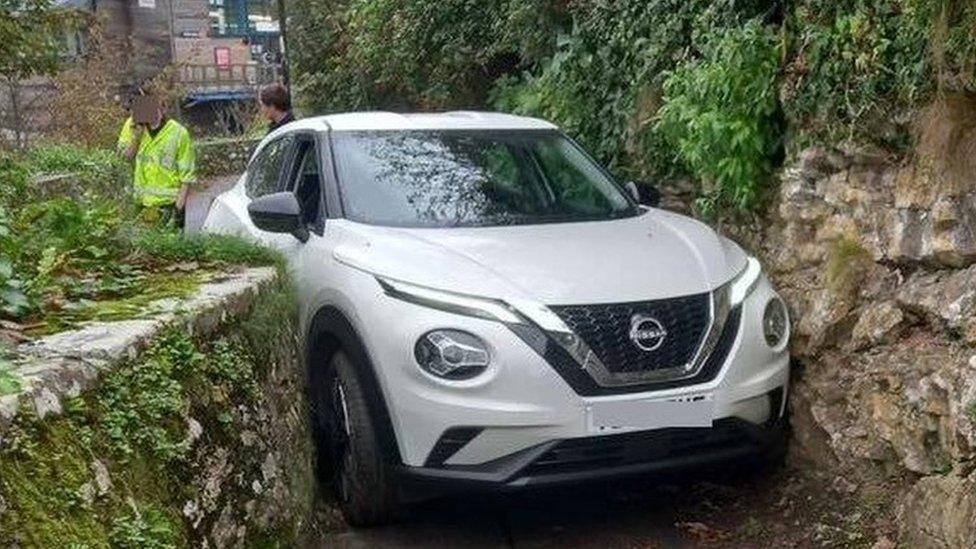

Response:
(331, 130), (635, 228)
(288, 139), (323, 227)
(246, 136), (292, 198)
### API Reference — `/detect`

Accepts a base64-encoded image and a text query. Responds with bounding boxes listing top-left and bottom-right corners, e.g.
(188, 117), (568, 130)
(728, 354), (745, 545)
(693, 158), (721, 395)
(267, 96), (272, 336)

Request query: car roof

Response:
(281, 111), (559, 132)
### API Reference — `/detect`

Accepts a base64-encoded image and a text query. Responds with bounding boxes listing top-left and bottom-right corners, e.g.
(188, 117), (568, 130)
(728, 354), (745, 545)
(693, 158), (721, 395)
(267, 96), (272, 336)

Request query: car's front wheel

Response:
(322, 351), (400, 526)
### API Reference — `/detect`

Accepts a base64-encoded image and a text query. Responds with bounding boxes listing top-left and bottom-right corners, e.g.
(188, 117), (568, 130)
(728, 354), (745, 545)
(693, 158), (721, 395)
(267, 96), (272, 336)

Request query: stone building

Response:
(0, 0), (282, 143)
(83, 0), (282, 95)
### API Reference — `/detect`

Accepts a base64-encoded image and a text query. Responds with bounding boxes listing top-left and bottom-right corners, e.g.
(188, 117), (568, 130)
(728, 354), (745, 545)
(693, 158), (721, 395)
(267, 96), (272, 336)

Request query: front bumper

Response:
(398, 411), (788, 498)
(349, 267), (791, 469)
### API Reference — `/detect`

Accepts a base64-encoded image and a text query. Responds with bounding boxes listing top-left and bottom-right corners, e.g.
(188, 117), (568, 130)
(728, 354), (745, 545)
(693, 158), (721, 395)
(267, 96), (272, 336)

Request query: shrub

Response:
(783, 0), (976, 152)
(270, 0), (976, 213)
(655, 20), (783, 214)
(490, 0), (715, 177)
(24, 144), (130, 198)
(289, 0), (564, 111)
(0, 145), (278, 330)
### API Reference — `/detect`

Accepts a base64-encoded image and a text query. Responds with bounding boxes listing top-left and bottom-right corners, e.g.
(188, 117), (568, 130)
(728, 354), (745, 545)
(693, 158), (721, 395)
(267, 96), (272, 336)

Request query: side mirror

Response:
(247, 191), (309, 242)
(625, 181), (661, 208)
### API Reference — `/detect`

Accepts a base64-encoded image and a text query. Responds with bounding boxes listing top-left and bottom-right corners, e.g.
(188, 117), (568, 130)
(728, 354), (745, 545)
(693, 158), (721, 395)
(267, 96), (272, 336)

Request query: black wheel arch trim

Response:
(306, 305), (403, 463)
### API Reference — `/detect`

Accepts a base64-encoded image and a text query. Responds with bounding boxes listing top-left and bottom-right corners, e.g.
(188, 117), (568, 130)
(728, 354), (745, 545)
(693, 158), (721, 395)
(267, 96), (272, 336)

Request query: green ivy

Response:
(108, 505), (181, 549)
(291, 0), (976, 214)
(784, 0), (976, 152)
(97, 331), (200, 462)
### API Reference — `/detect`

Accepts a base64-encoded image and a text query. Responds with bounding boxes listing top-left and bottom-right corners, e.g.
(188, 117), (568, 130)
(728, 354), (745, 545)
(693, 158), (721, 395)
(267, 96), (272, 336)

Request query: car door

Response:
(256, 131), (341, 324)
(238, 133), (299, 249)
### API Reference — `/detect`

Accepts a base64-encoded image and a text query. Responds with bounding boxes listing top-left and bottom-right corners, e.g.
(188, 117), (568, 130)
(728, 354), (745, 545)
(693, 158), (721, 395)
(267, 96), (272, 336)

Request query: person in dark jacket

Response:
(259, 83), (295, 134)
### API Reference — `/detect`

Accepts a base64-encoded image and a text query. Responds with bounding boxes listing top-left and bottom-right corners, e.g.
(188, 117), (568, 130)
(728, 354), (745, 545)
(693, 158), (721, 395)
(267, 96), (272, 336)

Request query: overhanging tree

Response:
(0, 0), (78, 147)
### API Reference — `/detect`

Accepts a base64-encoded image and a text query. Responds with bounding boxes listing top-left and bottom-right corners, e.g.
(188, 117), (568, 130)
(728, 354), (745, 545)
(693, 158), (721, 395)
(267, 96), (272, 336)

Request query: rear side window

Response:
(246, 136), (293, 198)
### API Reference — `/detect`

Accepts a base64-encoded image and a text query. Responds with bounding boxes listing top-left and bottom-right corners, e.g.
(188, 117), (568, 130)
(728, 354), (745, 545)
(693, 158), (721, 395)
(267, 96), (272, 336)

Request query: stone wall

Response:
(758, 137), (976, 546)
(0, 268), (318, 547)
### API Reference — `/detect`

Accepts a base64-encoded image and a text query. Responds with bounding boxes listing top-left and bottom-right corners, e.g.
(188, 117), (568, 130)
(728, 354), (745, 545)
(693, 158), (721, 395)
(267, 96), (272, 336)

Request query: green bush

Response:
(291, 0), (780, 204)
(289, 0), (564, 111)
(0, 145), (279, 330)
(784, 0), (976, 151)
(291, 0), (976, 215)
(491, 0), (728, 177)
(25, 144), (131, 198)
(0, 154), (31, 317)
(656, 20), (783, 213)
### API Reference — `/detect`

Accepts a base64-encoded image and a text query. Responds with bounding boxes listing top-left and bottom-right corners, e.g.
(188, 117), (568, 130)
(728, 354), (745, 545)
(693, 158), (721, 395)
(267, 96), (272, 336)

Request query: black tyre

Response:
(321, 351), (400, 526)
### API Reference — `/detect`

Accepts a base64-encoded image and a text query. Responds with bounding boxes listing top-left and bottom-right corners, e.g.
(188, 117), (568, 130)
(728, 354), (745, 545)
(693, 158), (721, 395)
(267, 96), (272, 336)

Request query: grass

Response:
(0, 357), (23, 396)
(133, 230), (281, 268)
(1, 144), (282, 336)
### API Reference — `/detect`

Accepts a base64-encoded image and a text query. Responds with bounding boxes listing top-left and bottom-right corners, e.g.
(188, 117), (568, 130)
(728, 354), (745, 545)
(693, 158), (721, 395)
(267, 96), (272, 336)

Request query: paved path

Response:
(319, 483), (696, 548)
(184, 175), (239, 233)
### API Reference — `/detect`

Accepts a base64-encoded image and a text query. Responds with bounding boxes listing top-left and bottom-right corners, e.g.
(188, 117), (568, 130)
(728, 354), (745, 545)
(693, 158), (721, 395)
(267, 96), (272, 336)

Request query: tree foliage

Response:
(0, 0), (77, 81)
(290, 0), (976, 214)
(288, 0), (564, 111)
(656, 20), (783, 214)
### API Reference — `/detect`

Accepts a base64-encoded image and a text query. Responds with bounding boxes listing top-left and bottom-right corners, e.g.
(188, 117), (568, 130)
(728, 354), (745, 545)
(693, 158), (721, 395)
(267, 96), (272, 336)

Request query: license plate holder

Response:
(586, 394), (714, 433)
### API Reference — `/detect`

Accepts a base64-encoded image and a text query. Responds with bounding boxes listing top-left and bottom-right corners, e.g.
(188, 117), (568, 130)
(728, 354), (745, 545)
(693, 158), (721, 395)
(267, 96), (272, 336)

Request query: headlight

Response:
(415, 330), (490, 379)
(729, 256), (762, 306)
(763, 297), (789, 348)
(377, 276), (523, 324)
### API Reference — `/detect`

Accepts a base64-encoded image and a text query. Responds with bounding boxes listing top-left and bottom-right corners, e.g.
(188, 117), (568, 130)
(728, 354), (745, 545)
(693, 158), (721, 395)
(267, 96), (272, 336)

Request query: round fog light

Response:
(415, 330), (490, 380)
(763, 297), (789, 348)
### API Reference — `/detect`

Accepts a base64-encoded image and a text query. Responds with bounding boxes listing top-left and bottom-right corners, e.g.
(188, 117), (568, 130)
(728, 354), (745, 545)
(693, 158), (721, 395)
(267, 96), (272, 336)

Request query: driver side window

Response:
(246, 136), (293, 198)
(286, 137), (323, 228)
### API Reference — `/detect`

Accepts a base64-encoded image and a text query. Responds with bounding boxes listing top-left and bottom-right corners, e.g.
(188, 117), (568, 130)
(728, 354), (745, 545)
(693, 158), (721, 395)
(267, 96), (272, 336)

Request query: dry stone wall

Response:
(757, 144), (976, 547)
(0, 268), (318, 547)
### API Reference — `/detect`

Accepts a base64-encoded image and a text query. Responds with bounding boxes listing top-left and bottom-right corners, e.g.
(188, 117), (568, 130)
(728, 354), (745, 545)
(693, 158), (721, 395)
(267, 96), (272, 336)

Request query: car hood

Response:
(332, 209), (748, 305)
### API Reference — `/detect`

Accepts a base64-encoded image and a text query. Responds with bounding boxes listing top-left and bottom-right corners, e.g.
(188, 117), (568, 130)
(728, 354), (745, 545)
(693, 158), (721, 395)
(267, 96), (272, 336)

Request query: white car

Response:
(203, 112), (791, 526)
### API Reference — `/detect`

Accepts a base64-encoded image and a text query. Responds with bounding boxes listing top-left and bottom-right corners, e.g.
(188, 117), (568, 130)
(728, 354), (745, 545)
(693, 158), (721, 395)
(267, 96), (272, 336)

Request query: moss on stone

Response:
(825, 236), (872, 297)
(0, 358), (23, 396)
(33, 271), (206, 336)
(0, 277), (314, 546)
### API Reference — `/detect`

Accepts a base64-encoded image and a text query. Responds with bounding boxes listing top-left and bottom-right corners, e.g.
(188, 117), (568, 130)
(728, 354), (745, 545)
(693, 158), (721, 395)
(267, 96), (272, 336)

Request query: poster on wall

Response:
(214, 47), (231, 69)
(138, 0), (155, 7)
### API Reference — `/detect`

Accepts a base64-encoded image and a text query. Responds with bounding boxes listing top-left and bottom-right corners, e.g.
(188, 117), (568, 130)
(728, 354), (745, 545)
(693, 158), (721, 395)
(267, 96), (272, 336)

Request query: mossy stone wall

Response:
(0, 274), (317, 547)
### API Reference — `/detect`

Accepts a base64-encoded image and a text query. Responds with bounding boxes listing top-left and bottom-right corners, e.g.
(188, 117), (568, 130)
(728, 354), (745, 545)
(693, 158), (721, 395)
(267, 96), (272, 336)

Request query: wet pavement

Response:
(318, 483), (697, 548)
(184, 175), (238, 233)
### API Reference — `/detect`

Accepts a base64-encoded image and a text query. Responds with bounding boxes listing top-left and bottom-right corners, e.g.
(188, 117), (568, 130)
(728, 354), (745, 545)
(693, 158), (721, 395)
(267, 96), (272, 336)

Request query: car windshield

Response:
(330, 130), (637, 228)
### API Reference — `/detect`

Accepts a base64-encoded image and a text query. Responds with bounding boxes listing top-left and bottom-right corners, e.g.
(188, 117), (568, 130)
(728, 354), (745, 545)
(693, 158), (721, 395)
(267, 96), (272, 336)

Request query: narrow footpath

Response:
(185, 175), (239, 233)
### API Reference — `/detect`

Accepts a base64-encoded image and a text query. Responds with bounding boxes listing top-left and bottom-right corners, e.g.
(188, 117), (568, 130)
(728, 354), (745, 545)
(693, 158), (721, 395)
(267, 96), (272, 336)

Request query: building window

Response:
(209, 0), (278, 37)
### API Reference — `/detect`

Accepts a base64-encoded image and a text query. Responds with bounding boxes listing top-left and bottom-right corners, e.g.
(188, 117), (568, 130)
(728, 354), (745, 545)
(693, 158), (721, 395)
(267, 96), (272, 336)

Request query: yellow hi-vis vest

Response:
(117, 117), (197, 207)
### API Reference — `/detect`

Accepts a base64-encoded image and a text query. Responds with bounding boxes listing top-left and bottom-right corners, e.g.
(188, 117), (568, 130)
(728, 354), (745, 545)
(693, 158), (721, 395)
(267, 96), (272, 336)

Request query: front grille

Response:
(551, 294), (710, 374)
(521, 419), (754, 477)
